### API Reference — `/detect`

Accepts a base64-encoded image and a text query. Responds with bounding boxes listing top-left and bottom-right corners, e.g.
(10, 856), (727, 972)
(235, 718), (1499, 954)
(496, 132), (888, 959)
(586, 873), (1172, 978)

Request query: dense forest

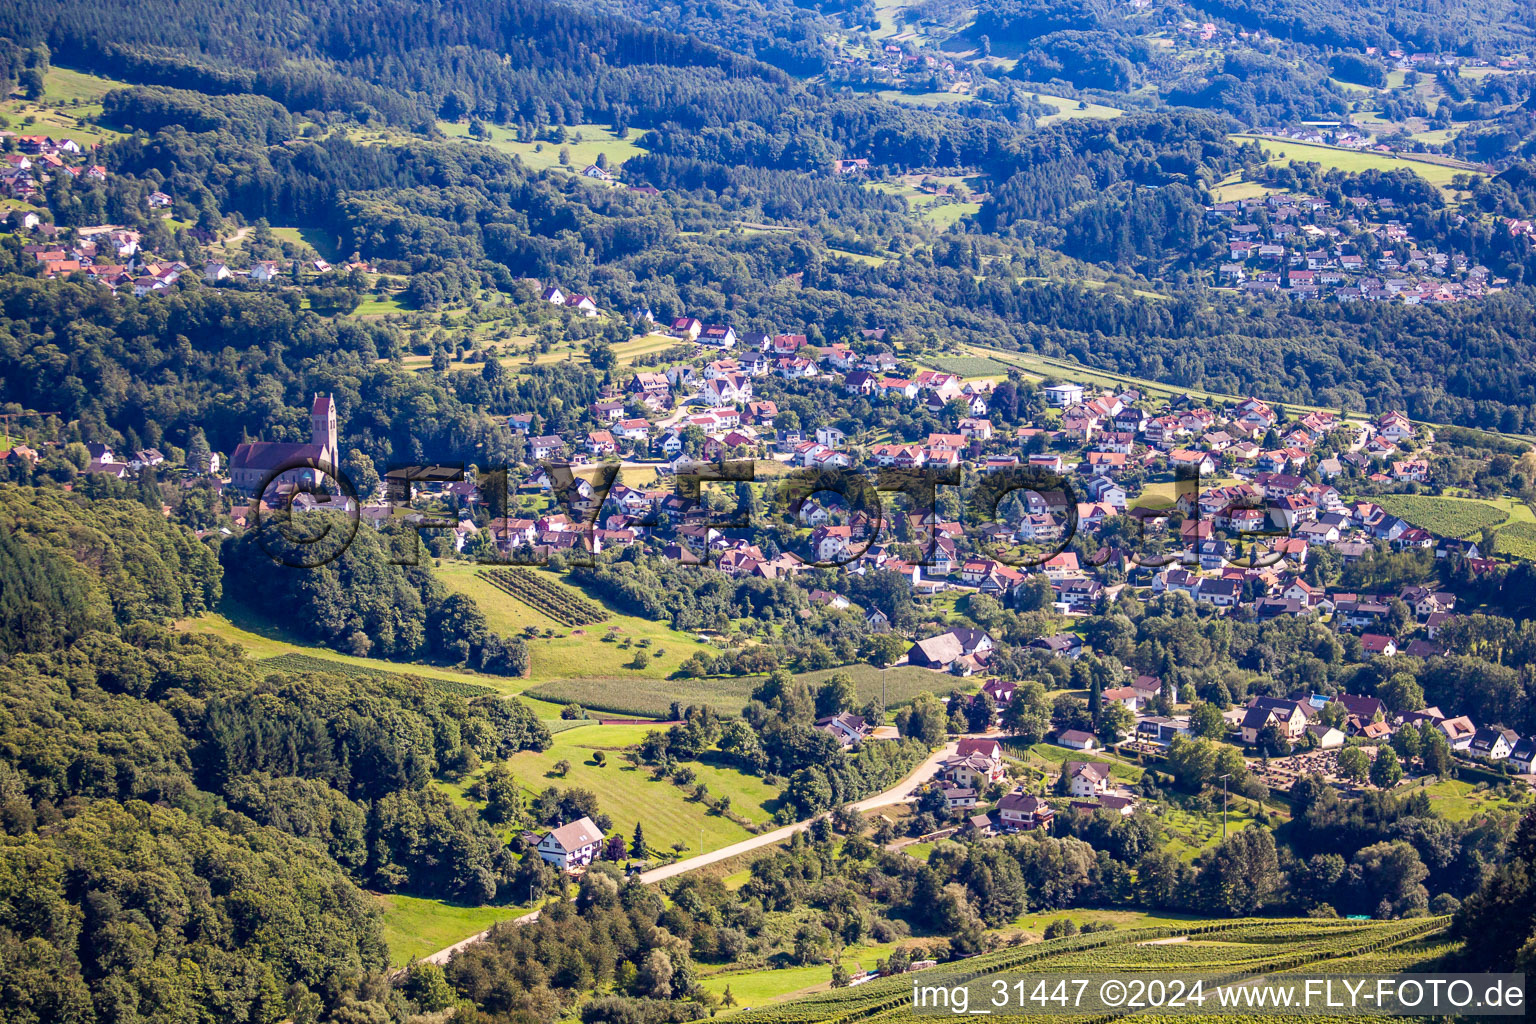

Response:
(0, 488), (559, 1021)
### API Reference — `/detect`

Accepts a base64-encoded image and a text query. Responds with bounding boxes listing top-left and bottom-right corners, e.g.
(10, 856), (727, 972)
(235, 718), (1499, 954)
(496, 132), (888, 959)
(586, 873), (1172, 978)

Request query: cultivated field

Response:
(1491, 521), (1536, 561)
(1373, 494), (1509, 538)
(527, 663), (967, 718)
(435, 562), (703, 684)
(728, 917), (1453, 1024)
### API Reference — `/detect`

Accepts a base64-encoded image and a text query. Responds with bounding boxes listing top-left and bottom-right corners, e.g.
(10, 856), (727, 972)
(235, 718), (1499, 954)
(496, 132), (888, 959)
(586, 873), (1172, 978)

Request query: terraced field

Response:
(724, 917), (1452, 1024)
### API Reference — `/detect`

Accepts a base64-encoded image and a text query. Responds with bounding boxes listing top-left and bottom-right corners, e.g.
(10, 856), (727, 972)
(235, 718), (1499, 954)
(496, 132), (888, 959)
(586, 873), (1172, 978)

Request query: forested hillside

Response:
(0, 490), (553, 1020)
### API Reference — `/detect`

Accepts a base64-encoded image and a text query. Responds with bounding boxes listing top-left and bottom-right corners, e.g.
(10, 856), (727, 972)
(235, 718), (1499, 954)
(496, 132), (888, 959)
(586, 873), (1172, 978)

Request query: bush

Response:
(1043, 918), (1080, 940)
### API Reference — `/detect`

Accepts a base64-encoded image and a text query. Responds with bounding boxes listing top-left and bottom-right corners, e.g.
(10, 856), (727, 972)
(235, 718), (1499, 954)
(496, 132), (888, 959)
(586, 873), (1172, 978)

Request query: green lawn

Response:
(922, 201), (980, 227)
(1234, 134), (1479, 191)
(796, 664), (968, 708)
(1025, 742), (1143, 782)
(699, 940), (906, 1007)
(1414, 777), (1529, 823)
(1209, 175), (1283, 203)
(826, 247), (890, 266)
(439, 121), (645, 176)
(351, 294), (413, 316)
(500, 724), (782, 856)
(377, 893), (529, 966)
(269, 225), (343, 262)
(997, 906), (1201, 937)
(1031, 91), (1125, 126)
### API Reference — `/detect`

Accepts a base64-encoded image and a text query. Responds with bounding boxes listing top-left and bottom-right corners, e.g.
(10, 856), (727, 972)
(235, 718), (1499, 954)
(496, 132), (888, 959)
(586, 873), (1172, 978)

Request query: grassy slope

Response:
(1, 66), (130, 145)
(437, 121), (645, 175)
(698, 939), (907, 1006)
(377, 894), (530, 966)
(179, 605), (530, 694)
(1031, 91), (1125, 126)
(435, 562), (704, 685)
(500, 723), (782, 852)
(1234, 134), (1479, 190)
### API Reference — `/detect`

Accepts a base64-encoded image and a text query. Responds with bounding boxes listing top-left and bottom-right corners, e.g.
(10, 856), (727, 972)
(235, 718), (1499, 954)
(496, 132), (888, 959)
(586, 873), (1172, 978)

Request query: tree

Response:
(1456, 810), (1536, 969)
(1336, 746), (1369, 782)
(862, 632), (908, 668)
(965, 692), (996, 733)
(343, 448), (380, 496)
(1097, 702), (1133, 745)
(592, 751), (607, 768)
(186, 428), (213, 475)
(1196, 827), (1281, 915)
(1001, 683), (1051, 743)
(831, 964), (851, 988)
(1390, 725), (1421, 763)
(816, 672), (858, 718)
(1378, 672), (1425, 715)
(1420, 727), (1453, 778)
(631, 822), (647, 859)
(1043, 918), (1079, 939)
(1369, 747), (1403, 789)
(895, 693), (948, 744)
(1190, 700), (1228, 738)
(638, 949), (673, 998)
(402, 962), (455, 1013)
(483, 765), (522, 824)
(555, 759), (573, 777)
(1255, 722), (1291, 758)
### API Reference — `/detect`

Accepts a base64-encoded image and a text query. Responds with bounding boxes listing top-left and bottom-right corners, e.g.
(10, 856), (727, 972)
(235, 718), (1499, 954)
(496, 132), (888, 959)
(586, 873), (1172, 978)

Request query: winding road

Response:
(421, 739), (959, 965)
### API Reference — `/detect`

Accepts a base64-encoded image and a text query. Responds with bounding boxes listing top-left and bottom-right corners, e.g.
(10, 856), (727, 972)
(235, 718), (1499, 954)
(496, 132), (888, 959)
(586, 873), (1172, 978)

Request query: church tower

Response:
(310, 393), (338, 470)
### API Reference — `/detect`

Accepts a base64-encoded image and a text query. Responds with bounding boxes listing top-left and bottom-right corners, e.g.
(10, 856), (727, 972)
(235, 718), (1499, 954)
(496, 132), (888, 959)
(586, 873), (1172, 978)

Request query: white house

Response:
(1042, 382), (1085, 407)
(1063, 760), (1111, 797)
(536, 816), (606, 870)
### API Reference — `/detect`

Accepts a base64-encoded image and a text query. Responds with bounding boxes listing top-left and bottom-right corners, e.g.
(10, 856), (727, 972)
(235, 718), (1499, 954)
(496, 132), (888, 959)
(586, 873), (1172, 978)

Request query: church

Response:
(228, 394), (341, 493)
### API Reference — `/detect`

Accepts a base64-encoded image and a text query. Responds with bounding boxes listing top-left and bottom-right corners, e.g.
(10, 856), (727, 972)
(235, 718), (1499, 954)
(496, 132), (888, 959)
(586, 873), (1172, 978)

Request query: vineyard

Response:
(1373, 494), (1508, 539)
(729, 917), (1453, 1024)
(478, 568), (609, 626)
(528, 664), (966, 718)
(526, 675), (757, 717)
(1491, 521), (1536, 561)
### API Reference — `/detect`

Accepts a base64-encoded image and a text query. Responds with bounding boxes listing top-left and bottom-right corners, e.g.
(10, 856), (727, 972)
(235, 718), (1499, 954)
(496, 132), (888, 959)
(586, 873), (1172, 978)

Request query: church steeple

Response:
(311, 393), (338, 469)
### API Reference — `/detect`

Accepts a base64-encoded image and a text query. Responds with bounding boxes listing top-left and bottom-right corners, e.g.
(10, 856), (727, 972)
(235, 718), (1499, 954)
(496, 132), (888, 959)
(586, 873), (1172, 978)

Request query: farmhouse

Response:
(536, 816), (606, 870)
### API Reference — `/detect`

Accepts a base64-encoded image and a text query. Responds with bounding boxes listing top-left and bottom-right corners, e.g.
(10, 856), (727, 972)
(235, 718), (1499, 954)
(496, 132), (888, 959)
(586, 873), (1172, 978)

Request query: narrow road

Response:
(420, 739), (959, 965)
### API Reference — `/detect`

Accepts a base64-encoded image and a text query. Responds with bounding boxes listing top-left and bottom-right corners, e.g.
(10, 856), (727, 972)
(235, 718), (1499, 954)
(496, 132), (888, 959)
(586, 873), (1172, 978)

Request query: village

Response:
(10, 288), (1518, 822)
(1207, 189), (1510, 303)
